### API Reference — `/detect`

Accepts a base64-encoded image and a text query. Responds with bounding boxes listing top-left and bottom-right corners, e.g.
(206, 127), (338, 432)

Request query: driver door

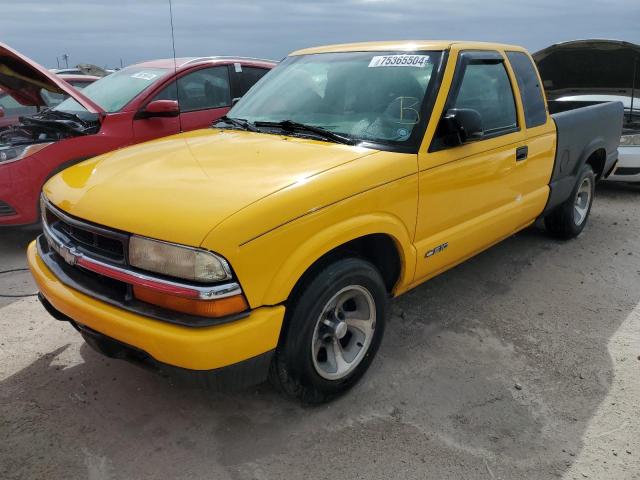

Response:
(413, 49), (527, 282)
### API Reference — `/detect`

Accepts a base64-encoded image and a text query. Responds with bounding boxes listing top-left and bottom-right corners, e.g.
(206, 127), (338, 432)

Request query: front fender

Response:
(201, 158), (419, 308)
(226, 192), (418, 309)
(261, 213), (417, 306)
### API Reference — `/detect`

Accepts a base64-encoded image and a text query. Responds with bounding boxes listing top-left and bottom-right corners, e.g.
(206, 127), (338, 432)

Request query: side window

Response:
(179, 67), (231, 111)
(506, 51), (547, 128)
(151, 82), (178, 102)
(452, 62), (517, 136)
(152, 67), (231, 112)
(229, 66), (270, 99)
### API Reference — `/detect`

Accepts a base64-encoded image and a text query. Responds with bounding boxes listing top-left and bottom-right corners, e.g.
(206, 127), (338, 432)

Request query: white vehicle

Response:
(49, 64), (114, 77)
(534, 40), (640, 183)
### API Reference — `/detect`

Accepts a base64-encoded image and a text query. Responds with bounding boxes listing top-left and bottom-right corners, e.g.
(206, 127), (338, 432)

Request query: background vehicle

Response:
(534, 39), (640, 183)
(0, 41), (276, 225)
(50, 64), (114, 77)
(29, 41), (623, 403)
(0, 74), (98, 129)
(57, 74), (99, 90)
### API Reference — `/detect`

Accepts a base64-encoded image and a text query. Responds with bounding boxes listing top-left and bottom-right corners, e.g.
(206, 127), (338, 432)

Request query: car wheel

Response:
(545, 164), (595, 239)
(269, 257), (388, 404)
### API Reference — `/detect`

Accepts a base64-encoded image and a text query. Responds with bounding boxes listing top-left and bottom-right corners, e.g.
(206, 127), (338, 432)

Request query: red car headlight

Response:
(0, 142), (52, 164)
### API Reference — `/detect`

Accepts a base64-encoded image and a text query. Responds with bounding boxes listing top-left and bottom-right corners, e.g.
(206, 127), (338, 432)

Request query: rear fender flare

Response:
(543, 140), (608, 216)
(575, 139), (606, 177)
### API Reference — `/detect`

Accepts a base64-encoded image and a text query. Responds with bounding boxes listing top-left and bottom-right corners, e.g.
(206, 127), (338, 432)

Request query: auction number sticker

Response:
(131, 71), (158, 80)
(368, 55), (430, 68)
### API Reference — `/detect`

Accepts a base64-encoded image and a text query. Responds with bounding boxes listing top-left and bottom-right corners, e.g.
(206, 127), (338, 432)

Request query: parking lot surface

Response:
(1, 184), (639, 480)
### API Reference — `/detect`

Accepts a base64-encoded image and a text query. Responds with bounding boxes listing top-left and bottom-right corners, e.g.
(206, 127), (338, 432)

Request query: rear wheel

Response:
(545, 164), (595, 239)
(269, 257), (388, 404)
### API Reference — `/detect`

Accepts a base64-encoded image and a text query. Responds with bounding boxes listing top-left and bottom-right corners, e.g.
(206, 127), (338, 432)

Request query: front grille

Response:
(44, 203), (128, 264)
(0, 200), (16, 216)
(614, 167), (640, 176)
(55, 220), (125, 258)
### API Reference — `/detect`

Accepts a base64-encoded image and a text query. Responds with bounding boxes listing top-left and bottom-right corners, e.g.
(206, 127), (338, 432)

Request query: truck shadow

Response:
(1, 197), (637, 479)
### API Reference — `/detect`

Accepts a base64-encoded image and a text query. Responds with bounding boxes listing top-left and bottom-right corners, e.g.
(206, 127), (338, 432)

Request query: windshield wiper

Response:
(40, 109), (87, 125)
(254, 120), (356, 145)
(212, 116), (259, 132)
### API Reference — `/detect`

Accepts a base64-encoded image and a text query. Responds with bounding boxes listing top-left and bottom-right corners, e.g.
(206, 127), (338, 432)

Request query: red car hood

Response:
(0, 42), (104, 114)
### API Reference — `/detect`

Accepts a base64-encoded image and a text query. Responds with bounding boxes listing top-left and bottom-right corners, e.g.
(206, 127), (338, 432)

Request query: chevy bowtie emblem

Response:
(58, 244), (77, 266)
(44, 228), (77, 266)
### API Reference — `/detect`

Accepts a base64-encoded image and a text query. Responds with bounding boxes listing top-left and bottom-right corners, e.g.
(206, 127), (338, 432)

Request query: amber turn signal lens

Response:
(133, 285), (248, 318)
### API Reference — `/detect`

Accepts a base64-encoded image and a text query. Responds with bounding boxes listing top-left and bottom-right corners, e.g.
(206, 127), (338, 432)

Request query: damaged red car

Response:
(0, 42), (276, 225)
(0, 74), (98, 129)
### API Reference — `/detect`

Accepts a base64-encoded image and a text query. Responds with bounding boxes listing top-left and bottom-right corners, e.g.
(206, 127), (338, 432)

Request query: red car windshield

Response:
(54, 66), (169, 114)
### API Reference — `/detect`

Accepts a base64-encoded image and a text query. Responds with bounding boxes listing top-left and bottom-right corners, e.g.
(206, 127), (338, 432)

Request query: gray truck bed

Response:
(543, 100), (624, 214)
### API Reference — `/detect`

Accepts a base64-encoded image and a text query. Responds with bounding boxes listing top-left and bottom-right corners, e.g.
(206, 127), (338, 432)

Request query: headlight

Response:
(620, 134), (640, 146)
(0, 142), (53, 164)
(129, 236), (232, 283)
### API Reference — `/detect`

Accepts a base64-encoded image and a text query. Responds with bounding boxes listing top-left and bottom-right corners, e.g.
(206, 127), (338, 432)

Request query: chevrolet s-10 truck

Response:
(28, 41), (623, 403)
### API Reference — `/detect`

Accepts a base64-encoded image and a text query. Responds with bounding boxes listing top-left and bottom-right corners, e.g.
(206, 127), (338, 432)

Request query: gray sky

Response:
(2, 0), (639, 69)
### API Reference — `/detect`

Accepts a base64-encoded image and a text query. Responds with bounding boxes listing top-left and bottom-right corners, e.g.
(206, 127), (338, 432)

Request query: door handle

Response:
(516, 146), (528, 161)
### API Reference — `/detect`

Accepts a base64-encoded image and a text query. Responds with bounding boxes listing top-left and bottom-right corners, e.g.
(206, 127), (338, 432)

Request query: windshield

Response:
(54, 66), (169, 113)
(229, 51), (443, 148)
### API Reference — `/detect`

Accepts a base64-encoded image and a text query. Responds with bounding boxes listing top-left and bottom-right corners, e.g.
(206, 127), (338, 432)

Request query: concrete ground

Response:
(1, 183), (639, 480)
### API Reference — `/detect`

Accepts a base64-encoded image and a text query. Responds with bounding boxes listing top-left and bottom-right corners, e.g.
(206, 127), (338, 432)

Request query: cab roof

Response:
(133, 56), (278, 70)
(290, 40), (526, 56)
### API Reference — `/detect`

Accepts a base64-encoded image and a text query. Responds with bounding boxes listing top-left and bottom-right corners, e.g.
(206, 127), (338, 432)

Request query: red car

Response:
(0, 42), (276, 225)
(0, 74), (98, 129)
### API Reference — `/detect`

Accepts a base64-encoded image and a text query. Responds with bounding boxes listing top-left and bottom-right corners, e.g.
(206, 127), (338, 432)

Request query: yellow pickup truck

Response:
(28, 41), (623, 403)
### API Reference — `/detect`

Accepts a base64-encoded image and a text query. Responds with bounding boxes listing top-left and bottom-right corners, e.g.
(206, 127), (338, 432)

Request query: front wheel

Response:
(545, 164), (595, 239)
(269, 257), (388, 404)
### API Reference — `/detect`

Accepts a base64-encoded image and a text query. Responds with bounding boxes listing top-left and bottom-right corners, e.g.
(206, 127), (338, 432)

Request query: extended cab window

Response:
(506, 51), (547, 128)
(452, 62), (517, 136)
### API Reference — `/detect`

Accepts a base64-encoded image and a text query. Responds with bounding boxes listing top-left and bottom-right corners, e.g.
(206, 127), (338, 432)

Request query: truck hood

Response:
(533, 39), (640, 98)
(0, 42), (104, 113)
(44, 129), (377, 247)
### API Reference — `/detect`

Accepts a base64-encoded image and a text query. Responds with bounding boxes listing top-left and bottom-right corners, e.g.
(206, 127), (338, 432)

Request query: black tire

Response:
(269, 257), (389, 404)
(545, 164), (595, 239)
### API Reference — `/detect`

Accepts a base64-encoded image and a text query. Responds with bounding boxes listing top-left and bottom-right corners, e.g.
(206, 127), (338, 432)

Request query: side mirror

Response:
(232, 97), (242, 106)
(439, 108), (483, 146)
(137, 100), (180, 119)
(0, 106), (4, 118)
